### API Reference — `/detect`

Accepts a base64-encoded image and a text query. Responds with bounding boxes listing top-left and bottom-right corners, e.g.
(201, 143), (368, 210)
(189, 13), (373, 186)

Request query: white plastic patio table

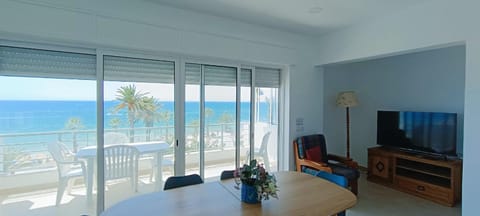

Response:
(101, 171), (357, 216)
(76, 141), (169, 202)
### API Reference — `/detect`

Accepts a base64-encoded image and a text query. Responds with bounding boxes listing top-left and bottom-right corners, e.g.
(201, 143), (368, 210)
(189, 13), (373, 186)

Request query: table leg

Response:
(86, 157), (94, 203)
(155, 152), (163, 191)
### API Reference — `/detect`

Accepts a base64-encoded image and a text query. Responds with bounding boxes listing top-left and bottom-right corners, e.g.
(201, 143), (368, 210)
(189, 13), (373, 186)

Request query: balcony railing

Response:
(0, 123), (240, 175)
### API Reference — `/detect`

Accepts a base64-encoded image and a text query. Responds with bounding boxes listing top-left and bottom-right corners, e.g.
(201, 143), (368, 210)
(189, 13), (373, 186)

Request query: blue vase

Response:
(241, 184), (260, 204)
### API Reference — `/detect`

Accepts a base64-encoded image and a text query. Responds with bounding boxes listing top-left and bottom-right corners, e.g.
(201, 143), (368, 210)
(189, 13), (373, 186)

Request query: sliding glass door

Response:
(203, 65), (237, 178)
(184, 63), (238, 179)
(0, 43), (282, 216)
(102, 55), (175, 209)
(239, 68), (252, 166)
(253, 67), (281, 172)
(0, 46), (97, 215)
(184, 63), (201, 176)
(182, 64), (281, 178)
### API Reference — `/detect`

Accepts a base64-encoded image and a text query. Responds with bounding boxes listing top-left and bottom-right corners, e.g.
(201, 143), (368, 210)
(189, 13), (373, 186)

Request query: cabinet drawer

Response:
(396, 177), (452, 204)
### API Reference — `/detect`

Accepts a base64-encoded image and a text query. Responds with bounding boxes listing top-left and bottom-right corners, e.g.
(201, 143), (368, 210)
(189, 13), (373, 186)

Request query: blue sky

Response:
(0, 76), (252, 101)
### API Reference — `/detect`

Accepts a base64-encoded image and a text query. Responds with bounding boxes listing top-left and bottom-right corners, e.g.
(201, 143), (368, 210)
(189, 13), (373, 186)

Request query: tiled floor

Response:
(0, 170), (461, 216)
(348, 171), (461, 216)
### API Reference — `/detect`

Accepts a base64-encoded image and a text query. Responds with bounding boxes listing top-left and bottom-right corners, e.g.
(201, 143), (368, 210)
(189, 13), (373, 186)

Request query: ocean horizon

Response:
(0, 100), (269, 134)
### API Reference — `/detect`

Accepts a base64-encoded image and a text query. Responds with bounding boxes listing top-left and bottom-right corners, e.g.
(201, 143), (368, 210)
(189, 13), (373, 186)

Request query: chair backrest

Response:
(48, 142), (74, 176)
(295, 134), (328, 164)
(220, 170), (235, 180)
(104, 145), (139, 181)
(316, 171), (348, 188)
(104, 132), (129, 145)
(258, 132), (271, 156)
(164, 174), (203, 190)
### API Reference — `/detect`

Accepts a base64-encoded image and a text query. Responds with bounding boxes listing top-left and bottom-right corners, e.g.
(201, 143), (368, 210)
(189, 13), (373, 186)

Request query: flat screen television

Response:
(377, 110), (457, 156)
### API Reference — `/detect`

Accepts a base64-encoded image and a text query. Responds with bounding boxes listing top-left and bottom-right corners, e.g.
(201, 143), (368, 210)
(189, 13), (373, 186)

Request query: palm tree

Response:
(109, 117), (122, 131)
(217, 112), (234, 149)
(65, 117), (84, 153)
(189, 119), (200, 151)
(205, 107), (214, 144)
(218, 112), (234, 124)
(159, 110), (173, 143)
(114, 84), (149, 143)
(138, 96), (161, 141)
(205, 107), (214, 121)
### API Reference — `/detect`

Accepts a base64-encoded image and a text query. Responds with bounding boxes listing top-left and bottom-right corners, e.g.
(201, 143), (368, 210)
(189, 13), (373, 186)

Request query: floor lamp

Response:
(336, 91), (358, 159)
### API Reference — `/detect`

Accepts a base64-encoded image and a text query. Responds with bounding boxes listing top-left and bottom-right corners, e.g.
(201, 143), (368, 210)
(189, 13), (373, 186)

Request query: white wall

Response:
(0, 0), (322, 171)
(314, 0), (480, 214)
(323, 46), (465, 166)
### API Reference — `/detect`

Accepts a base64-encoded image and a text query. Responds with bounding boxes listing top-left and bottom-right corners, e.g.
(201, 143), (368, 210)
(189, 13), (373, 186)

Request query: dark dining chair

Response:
(164, 174), (203, 190)
(220, 170), (235, 180)
(316, 171), (348, 216)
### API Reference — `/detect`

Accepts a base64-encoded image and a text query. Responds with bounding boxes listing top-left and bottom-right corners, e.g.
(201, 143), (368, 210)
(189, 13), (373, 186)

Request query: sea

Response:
(0, 100), (270, 134)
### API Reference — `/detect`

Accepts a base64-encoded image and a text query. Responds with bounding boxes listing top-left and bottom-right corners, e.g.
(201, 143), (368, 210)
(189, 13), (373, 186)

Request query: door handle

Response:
(176, 139), (179, 147)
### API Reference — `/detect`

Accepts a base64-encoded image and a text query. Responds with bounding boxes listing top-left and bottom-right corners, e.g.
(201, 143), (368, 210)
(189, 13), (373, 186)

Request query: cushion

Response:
(305, 145), (322, 163)
(329, 163), (360, 180)
(301, 135), (328, 163)
(301, 166), (319, 176)
(297, 138), (305, 159)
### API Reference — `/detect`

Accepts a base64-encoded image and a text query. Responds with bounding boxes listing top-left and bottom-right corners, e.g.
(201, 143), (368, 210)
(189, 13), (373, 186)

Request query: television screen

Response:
(377, 110), (457, 156)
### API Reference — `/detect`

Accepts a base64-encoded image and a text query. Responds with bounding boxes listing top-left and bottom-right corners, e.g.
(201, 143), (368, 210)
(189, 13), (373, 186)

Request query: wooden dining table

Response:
(101, 171), (357, 216)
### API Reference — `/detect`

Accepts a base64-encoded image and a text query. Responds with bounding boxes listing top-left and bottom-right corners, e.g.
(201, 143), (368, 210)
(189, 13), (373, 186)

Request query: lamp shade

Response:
(336, 91), (359, 108)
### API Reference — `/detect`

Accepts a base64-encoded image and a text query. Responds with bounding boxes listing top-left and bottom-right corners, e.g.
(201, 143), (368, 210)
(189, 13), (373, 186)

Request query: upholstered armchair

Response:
(293, 134), (360, 195)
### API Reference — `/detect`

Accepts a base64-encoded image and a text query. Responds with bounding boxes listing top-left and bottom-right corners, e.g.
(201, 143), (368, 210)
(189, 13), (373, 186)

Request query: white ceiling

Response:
(147, 0), (428, 35)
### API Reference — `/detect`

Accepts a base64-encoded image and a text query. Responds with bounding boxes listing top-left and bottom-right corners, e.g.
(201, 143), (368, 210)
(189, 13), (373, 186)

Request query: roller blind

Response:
(185, 64), (281, 88)
(0, 46), (96, 80)
(185, 63), (237, 86)
(204, 65), (236, 86)
(104, 55), (174, 83)
(255, 67), (281, 88)
(241, 68), (252, 87)
(185, 63), (201, 85)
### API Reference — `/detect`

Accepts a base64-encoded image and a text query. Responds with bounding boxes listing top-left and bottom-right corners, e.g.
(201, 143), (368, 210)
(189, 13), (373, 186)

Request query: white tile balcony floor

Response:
(0, 163), (238, 216)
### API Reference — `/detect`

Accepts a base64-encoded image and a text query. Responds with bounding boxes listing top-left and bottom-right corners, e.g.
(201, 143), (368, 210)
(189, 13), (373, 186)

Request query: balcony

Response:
(0, 124), (277, 216)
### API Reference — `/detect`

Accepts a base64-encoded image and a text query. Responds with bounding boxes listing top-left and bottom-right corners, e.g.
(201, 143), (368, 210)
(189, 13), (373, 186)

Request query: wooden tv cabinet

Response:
(367, 147), (462, 206)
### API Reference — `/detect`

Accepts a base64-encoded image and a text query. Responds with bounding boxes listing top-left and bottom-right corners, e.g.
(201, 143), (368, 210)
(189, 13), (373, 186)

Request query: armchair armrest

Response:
(53, 159), (87, 179)
(327, 154), (358, 169)
(57, 160), (87, 171)
(296, 159), (333, 173)
(57, 160), (84, 165)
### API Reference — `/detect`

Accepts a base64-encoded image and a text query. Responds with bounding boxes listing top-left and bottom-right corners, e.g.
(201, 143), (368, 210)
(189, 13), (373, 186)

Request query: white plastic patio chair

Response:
(48, 142), (86, 206)
(104, 132), (129, 145)
(104, 145), (140, 192)
(246, 131), (271, 170)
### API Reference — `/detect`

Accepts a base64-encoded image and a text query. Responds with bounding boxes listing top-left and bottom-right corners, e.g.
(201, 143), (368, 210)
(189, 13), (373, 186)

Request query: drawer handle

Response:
(417, 186), (425, 191)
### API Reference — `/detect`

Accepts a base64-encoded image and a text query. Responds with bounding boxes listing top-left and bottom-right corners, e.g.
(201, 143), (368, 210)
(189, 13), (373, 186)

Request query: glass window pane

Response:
(240, 87), (251, 165)
(185, 63), (201, 176)
(240, 68), (252, 165)
(185, 63), (238, 180)
(0, 76), (96, 215)
(103, 56), (175, 209)
(254, 87), (278, 172)
(185, 84), (200, 176)
(204, 85), (236, 178)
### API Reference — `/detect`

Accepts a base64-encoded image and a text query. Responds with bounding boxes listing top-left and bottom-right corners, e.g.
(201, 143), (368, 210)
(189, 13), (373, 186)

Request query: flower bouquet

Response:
(234, 159), (278, 203)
